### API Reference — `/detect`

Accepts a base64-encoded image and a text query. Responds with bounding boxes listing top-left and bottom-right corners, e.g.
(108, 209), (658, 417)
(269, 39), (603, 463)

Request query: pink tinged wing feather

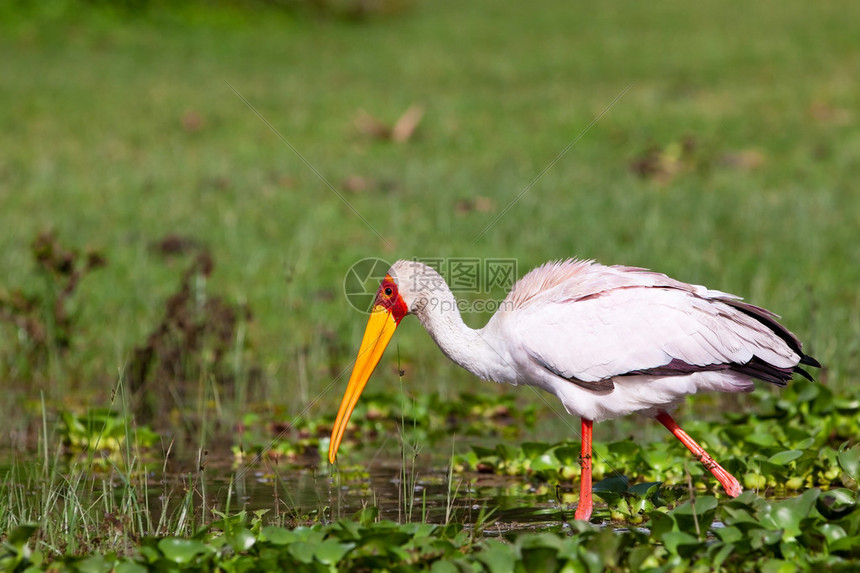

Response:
(507, 263), (801, 385)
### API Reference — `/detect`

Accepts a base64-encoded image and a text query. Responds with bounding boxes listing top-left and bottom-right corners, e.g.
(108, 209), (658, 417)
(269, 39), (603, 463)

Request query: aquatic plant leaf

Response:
(760, 559), (797, 573)
(832, 398), (860, 413)
(355, 506), (380, 526)
(627, 544), (656, 571)
(663, 499), (717, 537)
(517, 534), (563, 573)
(709, 542), (735, 571)
(628, 481), (661, 498)
(314, 539), (355, 565)
(746, 432), (779, 447)
(429, 560), (460, 573)
(6, 524), (37, 548)
(522, 442), (549, 459)
(837, 443), (860, 481)
(400, 522), (437, 538)
(828, 535), (860, 554)
(332, 520), (362, 541)
(475, 539), (516, 573)
(74, 555), (113, 573)
(660, 531), (700, 557)
(471, 445), (496, 458)
(137, 543), (160, 563)
(639, 446), (675, 472)
(648, 511), (679, 539)
(748, 528), (783, 549)
(721, 505), (756, 527)
(290, 527), (326, 543)
(529, 452), (557, 472)
(793, 437), (816, 451)
(260, 526), (294, 545)
(716, 525), (743, 544)
(768, 450), (804, 465)
(795, 380), (821, 403)
(589, 527), (631, 567)
(359, 530), (412, 549)
(727, 491), (766, 511)
(816, 488), (856, 519)
(287, 541), (316, 564)
(553, 445), (580, 467)
(495, 444), (520, 462)
(593, 475), (630, 493)
(819, 523), (848, 546)
(227, 528), (256, 552)
(157, 538), (212, 564)
(672, 495), (719, 515)
(764, 489), (820, 540)
(115, 561), (149, 573)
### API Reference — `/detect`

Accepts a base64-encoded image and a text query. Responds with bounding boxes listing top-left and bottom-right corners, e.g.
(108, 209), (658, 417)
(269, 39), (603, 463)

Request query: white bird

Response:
(328, 259), (819, 521)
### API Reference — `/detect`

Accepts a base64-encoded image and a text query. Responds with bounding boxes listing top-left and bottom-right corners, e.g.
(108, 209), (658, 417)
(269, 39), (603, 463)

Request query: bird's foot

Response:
(712, 465), (743, 497)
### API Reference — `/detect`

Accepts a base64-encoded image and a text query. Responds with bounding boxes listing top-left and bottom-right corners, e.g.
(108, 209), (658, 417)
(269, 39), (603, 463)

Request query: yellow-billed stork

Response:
(328, 259), (819, 521)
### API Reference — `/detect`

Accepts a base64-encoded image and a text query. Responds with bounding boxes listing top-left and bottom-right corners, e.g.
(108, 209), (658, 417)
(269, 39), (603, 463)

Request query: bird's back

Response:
(487, 259), (819, 421)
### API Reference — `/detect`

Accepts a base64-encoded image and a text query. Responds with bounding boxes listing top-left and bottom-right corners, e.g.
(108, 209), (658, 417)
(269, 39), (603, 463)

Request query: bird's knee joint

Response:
(697, 455), (716, 470)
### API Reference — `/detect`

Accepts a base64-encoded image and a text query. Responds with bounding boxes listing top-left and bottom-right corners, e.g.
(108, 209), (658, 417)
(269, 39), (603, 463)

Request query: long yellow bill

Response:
(328, 305), (399, 464)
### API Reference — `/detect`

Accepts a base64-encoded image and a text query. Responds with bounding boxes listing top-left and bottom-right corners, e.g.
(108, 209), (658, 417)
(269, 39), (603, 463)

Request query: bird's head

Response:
(329, 261), (444, 463)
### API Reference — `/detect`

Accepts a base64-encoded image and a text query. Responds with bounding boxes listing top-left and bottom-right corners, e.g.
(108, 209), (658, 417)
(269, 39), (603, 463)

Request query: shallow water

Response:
(0, 410), (726, 535)
(1, 434), (575, 535)
(200, 457), (572, 533)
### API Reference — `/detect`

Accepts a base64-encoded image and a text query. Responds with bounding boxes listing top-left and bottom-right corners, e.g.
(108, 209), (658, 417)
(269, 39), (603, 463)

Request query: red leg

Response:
(574, 418), (593, 521)
(656, 411), (742, 497)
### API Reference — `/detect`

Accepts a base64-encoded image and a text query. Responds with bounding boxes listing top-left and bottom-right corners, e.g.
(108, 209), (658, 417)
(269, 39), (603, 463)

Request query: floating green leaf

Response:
(314, 538), (354, 565)
(157, 538), (212, 564)
(261, 526), (295, 545)
(838, 443), (860, 481)
(6, 524), (37, 548)
(768, 450), (804, 465)
(227, 527), (256, 552)
(816, 488), (856, 519)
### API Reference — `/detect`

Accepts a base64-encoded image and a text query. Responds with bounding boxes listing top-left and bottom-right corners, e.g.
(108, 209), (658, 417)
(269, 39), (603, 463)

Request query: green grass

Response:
(1, 0), (859, 566)
(3, 380), (860, 567)
(2, 0), (857, 416)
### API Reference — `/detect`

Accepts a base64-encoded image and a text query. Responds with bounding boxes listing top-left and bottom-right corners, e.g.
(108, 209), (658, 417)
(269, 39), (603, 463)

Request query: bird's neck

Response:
(413, 286), (510, 383)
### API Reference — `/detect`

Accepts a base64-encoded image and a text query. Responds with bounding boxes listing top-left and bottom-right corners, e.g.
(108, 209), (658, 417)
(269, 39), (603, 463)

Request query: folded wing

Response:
(512, 278), (810, 392)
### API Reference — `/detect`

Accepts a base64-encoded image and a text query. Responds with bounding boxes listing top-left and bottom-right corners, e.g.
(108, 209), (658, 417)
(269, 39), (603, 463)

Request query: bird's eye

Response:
(384, 287), (393, 296)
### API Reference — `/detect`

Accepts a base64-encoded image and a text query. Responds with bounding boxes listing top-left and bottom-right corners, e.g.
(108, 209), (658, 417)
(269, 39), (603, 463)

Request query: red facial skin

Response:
(375, 275), (409, 324)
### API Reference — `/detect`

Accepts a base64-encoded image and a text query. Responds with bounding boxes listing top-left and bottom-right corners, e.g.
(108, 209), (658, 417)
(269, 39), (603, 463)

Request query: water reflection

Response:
(208, 457), (571, 533)
(1, 448), (573, 536)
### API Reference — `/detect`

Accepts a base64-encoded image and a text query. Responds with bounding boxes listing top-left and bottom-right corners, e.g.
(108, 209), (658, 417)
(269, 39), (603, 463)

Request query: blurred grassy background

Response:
(0, 0), (857, 442)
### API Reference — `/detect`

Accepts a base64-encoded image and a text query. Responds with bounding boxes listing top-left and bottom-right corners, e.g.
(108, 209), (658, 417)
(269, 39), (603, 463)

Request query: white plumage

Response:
(329, 258), (819, 521)
(398, 259), (808, 416)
